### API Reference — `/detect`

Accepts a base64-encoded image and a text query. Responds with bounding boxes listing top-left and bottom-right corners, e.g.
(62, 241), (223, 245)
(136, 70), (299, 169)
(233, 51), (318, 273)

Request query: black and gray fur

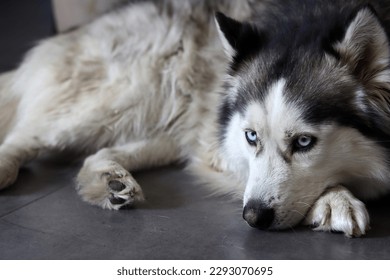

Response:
(216, 0), (390, 236)
(218, 0), (390, 148)
(0, 0), (390, 237)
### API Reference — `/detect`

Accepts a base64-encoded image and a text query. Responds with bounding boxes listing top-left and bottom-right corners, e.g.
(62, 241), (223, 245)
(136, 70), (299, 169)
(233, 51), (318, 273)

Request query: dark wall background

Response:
(0, 0), (55, 72)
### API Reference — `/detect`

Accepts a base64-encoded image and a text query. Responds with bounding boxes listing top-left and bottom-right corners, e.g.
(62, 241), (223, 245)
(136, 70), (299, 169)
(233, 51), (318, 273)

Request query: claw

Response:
(109, 195), (127, 205)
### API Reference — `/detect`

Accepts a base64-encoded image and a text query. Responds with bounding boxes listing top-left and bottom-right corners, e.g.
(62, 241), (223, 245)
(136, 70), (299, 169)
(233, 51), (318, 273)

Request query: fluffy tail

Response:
(0, 71), (18, 144)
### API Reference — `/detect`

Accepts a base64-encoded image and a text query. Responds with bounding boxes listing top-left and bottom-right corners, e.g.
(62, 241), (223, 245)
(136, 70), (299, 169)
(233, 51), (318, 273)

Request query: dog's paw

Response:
(0, 160), (19, 190)
(103, 174), (145, 210)
(76, 162), (144, 210)
(304, 185), (370, 237)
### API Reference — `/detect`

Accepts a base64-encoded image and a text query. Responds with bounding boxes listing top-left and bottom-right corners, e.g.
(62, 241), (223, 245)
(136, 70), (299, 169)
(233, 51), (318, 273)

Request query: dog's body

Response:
(1, 0), (390, 237)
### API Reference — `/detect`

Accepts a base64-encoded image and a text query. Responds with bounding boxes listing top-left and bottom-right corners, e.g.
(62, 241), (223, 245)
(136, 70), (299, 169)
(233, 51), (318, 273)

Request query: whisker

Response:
(295, 201), (312, 207)
(298, 194), (318, 199)
(291, 209), (306, 218)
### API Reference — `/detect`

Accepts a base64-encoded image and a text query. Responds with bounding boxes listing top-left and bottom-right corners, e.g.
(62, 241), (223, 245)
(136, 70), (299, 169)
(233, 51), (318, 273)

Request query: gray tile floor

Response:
(1, 0), (390, 260)
(1, 160), (390, 260)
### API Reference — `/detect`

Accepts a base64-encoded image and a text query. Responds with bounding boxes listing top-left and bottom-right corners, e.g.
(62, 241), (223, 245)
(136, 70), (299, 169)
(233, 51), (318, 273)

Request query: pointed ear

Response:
(334, 6), (390, 87)
(215, 12), (242, 59)
(215, 12), (264, 63)
(334, 6), (390, 133)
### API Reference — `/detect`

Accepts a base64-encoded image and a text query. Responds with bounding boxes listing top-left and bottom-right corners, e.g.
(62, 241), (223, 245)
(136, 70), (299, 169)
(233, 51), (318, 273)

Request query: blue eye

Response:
(297, 135), (312, 147)
(293, 135), (317, 152)
(245, 130), (257, 145)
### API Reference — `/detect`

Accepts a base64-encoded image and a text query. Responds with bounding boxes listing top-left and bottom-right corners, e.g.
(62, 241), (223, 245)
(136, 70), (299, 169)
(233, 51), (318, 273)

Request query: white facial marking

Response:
(223, 77), (389, 230)
(243, 79), (308, 150)
(243, 79), (296, 205)
(354, 88), (368, 113)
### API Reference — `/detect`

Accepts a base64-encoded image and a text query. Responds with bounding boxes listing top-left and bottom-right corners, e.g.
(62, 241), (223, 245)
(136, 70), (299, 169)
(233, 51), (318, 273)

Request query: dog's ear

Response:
(335, 6), (390, 132)
(215, 12), (264, 66)
(334, 6), (390, 84)
(215, 12), (241, 59)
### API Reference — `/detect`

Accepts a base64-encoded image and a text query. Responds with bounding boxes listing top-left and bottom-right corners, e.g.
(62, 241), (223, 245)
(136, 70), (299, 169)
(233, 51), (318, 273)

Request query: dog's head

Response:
(215, 6), (390, 230)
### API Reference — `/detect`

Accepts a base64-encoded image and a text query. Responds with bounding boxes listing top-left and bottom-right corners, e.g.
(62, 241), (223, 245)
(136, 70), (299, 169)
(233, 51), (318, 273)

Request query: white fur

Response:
(224, 78), (390, 234)
(0, 0), (251, 204)
(304, 186), (370, 237)
(0, 0), (389, 238)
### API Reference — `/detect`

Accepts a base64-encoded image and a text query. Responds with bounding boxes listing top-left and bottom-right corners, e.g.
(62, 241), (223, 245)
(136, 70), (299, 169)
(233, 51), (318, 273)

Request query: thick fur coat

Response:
(0, 0), (390, 237)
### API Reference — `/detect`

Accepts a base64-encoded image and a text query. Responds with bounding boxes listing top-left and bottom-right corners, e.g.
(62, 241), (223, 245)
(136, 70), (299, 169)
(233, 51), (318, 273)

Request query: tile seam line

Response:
(0, 185), (68, 219)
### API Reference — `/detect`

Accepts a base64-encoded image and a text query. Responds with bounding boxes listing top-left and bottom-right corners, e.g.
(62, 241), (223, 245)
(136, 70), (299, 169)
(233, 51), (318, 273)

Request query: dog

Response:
(0, 0), (389, 238)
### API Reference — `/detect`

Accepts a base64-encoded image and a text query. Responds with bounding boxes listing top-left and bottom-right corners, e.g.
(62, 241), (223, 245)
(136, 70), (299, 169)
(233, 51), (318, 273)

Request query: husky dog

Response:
(0, 0), (390, 237)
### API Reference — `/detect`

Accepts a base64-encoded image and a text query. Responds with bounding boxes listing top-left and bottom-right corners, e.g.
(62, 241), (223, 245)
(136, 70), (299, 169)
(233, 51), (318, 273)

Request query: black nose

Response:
(243, 200), (275, 229)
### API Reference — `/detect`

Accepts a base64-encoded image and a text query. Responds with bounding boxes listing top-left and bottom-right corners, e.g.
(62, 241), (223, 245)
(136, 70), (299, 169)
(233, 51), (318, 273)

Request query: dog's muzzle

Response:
(243, 200), (275, 229)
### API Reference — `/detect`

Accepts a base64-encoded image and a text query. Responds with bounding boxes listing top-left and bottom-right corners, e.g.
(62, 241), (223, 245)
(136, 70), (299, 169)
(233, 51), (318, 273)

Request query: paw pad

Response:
(108, 180), (126, 192)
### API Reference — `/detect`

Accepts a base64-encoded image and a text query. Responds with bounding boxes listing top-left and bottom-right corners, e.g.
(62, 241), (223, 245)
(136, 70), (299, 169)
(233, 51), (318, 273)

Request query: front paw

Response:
(0, 160), (19, 190)
(76, 161), (144, 210)
(304, 186), (370, 237)
(104, 175), (145, 210)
